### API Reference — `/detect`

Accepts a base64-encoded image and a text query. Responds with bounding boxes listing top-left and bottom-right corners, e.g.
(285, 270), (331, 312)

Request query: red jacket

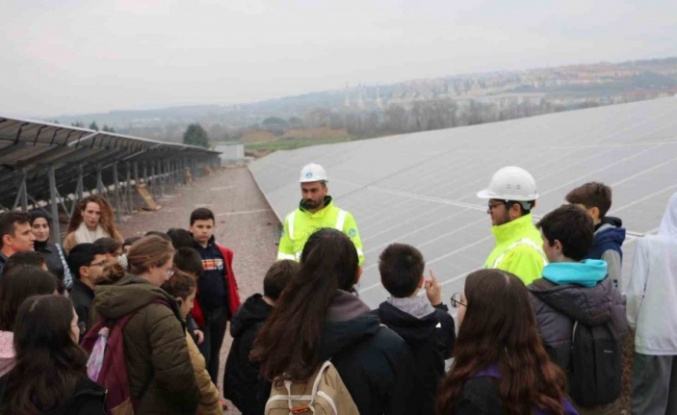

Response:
(191, 244), (241, 327)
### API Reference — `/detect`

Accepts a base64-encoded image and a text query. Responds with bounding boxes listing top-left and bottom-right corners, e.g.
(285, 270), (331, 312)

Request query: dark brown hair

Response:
(1, 295), (88, 415)
(263, 260), (299, 300)
(67, 195), (119, 238)
(94, 236), (122, 255)
(126, 235), (174, 275)
(252, 228), (358, 383)
(0, 212), (31, 250)
(2, 251), (46, 275)
(437, 269), (567, 415)
(565, 182), (612, 218)
(190, 208), (215, 225)
(161, 269), (197, 300)
(0, 266), (58, 331)
(379, 243), (424, 298)
(538, 204), (594, 261)
(173, 247), (204, 277)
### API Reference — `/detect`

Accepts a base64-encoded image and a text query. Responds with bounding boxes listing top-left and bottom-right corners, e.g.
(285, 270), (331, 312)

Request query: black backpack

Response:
(568, 320), (622, 406)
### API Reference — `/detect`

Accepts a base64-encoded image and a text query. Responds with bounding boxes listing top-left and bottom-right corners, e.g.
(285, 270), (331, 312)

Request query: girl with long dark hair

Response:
(437, 269), (577, 415)
(252, 228), (415, 415)
(0, 294), (106, 415)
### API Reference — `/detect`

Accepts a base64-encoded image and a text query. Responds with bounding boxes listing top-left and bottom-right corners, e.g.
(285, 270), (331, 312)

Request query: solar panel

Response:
(250, 97), (677, 308)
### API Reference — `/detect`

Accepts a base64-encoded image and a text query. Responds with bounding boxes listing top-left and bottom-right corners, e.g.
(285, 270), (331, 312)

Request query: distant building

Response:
(213, 142), (245, 165)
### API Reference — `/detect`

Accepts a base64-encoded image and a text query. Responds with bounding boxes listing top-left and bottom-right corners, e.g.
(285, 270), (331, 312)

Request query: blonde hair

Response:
(126, 235), (174, 275)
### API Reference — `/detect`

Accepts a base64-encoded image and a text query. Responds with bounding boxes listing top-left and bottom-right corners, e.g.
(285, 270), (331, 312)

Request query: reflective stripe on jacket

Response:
(483, 213), (547, 285)
(277, 199), (364, 265)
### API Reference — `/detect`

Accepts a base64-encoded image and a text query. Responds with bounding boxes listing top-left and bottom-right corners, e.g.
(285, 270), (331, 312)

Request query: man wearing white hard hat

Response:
(277, 163), (364, 264)
(477, 166), (547, 285)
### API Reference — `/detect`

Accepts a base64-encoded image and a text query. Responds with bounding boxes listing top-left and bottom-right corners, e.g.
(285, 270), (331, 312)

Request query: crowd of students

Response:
(0, 169), (674, 415)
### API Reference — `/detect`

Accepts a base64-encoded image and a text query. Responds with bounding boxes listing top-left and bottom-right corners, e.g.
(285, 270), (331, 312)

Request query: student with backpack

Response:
(252, 228), (415, 415)
(528, 205), (627, 414)
(223, 259), (299, 415)
(565, 182), (626, 289)
(437, 269), (577, 415)
(162, 270), (222, 415)
(372, 243), (455, 415)
(0, 294), (106, 415)
(86, 235), (199, 415)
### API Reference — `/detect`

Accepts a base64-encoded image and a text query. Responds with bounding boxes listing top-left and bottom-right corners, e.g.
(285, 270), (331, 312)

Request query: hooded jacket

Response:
(93, 274), (199, 415)
(0, 375), (106, 415)
(586, 217), (626, 288)
(372, 299), (455, 415)
(627, 192), (677, 354)
(223, 294), (273, 415)
(318, 291), (415, 415)
(528, 259), (627, 369)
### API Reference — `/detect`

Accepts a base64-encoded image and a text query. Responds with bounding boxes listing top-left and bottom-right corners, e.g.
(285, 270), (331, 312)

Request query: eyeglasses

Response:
(89, 260), (108, 267)
(166, 268), (175, 278)
(487, 201), (506, 211)
(450, 292), (466, 308)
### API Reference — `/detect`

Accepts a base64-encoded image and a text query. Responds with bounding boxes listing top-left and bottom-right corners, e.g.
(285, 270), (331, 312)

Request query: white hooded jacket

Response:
(627, 192), (677, 355)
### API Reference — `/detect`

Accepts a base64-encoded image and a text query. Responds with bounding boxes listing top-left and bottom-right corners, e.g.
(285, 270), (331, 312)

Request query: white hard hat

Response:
(477, 166), (539, 201)
(299, 163), (328, 183)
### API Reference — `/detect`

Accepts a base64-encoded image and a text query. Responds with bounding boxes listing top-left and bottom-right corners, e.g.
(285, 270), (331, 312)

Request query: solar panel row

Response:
(250, 97), (677, 308)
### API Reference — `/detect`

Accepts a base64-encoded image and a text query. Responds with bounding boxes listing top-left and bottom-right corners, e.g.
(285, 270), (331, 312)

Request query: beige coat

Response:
(186, 332), (223, 415)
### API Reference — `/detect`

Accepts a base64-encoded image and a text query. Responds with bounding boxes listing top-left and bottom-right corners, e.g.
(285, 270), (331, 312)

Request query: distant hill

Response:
(51, 56), (677, 142)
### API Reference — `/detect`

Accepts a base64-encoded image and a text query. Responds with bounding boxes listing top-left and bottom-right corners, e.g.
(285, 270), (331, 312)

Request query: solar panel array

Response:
(0, 116), (219, 212)
(250, 97), (677, 308)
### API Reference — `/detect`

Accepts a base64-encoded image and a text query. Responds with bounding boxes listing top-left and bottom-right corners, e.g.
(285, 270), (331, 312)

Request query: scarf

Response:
(74, 222), (109, 244)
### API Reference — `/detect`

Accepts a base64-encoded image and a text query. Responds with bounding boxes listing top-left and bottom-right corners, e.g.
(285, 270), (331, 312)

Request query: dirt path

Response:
(117, 166), (281, 413)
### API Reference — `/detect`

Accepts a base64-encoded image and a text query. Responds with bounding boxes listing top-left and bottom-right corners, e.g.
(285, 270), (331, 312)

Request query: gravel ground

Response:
(117, 165), (281, 414)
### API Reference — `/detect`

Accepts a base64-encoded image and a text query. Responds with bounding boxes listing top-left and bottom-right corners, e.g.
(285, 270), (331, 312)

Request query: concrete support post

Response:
(112, 162), (121, 223)
(126, 161), (133, 213)
(48, 165), (61, 243)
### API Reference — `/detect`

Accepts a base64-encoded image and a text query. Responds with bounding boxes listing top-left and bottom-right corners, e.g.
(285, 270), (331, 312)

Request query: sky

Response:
(0, 0), (675, 118)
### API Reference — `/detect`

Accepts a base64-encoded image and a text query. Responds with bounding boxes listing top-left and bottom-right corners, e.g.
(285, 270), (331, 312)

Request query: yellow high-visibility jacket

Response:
(277, 198), (364, 265)
(483, 213), (547, 285)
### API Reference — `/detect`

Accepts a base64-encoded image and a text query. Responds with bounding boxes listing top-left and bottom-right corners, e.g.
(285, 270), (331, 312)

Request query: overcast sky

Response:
(1, 0), (675, 118)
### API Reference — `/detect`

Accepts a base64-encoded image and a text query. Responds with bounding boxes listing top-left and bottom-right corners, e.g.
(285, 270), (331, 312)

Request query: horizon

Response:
(2, 0), (676, 118)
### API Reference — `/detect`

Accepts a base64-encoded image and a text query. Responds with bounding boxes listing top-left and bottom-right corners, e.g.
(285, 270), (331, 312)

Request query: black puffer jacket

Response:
(372, 301), (455, 415)
(319, 291), (416, 415)
(223, 293), (272, 415)
(529, 275), (627, 369)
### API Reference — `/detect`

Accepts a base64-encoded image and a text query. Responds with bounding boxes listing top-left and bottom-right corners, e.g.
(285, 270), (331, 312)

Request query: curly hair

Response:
(67, 195), (119, 238)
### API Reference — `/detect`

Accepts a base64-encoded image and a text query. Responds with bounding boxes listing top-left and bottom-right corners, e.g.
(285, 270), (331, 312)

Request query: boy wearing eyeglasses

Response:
(66, 243), (107, 337)
(372, 243), (455, 415)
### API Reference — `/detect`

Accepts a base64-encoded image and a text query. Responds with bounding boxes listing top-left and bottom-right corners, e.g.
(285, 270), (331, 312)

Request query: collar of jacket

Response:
(542, 259), (607, 287)
(491, 213), (537, 243)
(298, 196), (334, 216)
